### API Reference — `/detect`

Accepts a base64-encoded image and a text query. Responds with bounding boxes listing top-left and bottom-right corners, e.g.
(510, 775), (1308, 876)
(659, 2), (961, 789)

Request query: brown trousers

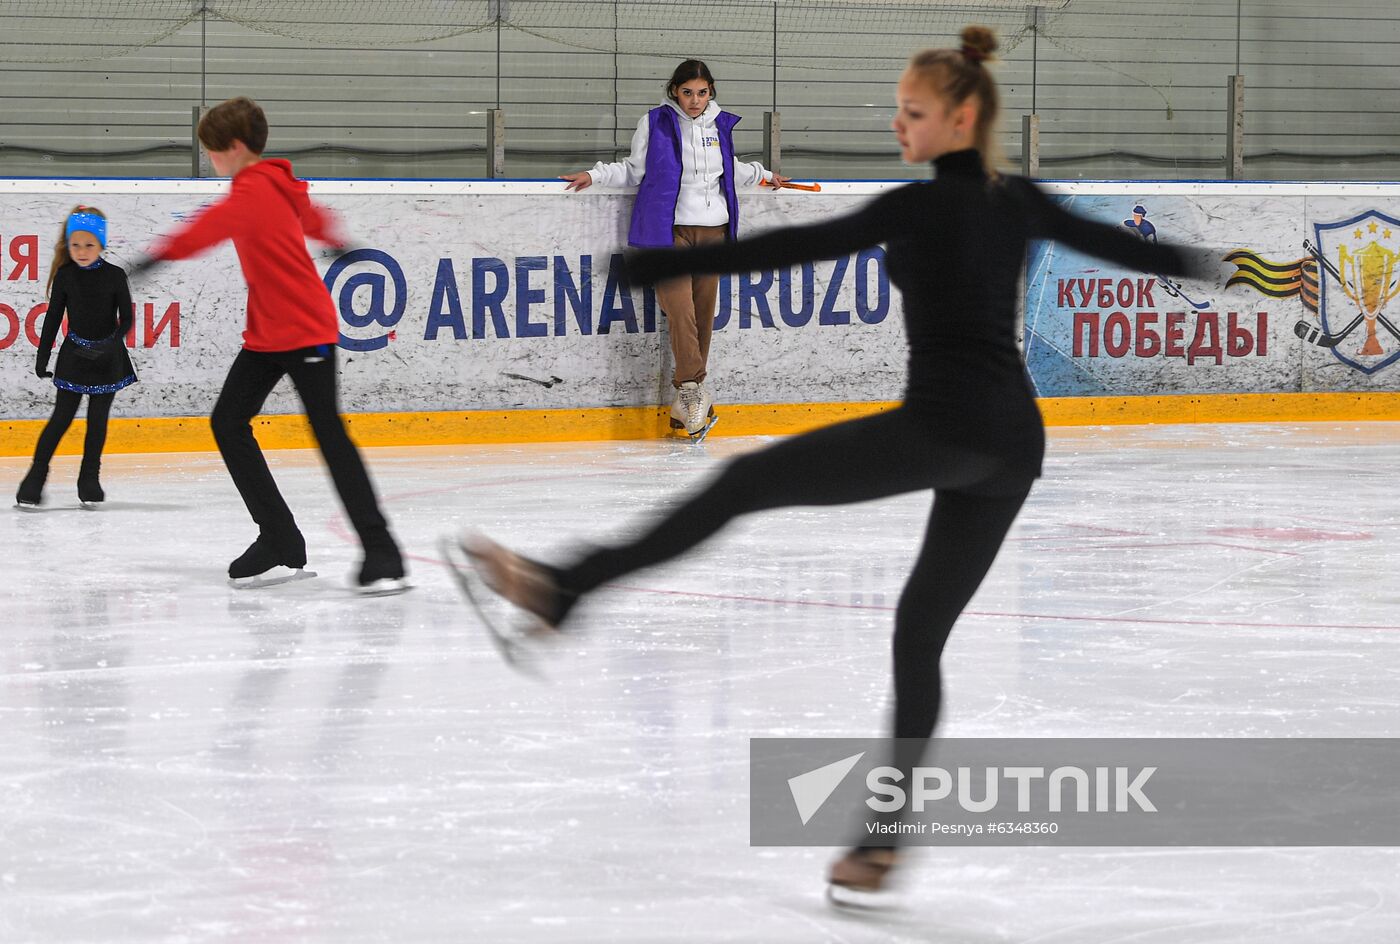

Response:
(654, 224), (727, 387)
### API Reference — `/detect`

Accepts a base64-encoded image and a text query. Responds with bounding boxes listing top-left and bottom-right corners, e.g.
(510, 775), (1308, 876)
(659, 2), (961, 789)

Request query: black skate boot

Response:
(77, 465), (105, 507)
(15, 464), (47, 509)
(356, 530), (410, 596)
(228, 530), (314, 588)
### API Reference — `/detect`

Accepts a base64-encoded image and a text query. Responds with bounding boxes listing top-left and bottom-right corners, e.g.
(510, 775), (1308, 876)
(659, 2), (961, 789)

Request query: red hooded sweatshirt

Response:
(152, 159), (343, 352)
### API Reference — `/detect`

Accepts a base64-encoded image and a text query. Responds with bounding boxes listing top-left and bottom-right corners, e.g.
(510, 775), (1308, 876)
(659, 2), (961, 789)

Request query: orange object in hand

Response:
(762, 179), (822, 192)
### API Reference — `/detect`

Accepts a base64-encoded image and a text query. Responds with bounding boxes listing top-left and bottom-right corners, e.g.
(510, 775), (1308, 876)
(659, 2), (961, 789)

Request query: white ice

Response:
(1, 422), (1398, 943)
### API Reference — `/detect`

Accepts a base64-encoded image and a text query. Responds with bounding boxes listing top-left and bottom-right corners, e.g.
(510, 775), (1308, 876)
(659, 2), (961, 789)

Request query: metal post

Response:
(763, 112), (781, 174)
(489, 0), (506, 109)
(1021, 114), (1040, 177)
(194, 0), (208, 179)
(612, 0), (619, 161)
(487, 108), (506, 178)
(191, 105), (210, 178)
(197, 0), (206, 107)
(765, 2), (780, 174)
(1226, 74), (1244, 179)
(771, 1), (778, 113)
(1022, 6), (1044, 178)
(1027, 5), (1043, 114)
(488, 0), (507, 177)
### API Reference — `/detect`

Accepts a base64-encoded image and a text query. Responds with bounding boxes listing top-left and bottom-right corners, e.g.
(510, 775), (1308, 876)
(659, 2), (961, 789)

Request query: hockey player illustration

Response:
(1123, 204), (1157, 243)
(1123, 202), (1208, 310)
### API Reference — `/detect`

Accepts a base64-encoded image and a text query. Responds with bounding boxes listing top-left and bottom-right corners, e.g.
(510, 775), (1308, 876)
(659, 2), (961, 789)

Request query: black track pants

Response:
(210, 346), (393, 551)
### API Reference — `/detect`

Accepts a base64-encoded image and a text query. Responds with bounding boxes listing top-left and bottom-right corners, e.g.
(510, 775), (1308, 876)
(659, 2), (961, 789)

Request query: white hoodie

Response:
(587, 100), (773, 228)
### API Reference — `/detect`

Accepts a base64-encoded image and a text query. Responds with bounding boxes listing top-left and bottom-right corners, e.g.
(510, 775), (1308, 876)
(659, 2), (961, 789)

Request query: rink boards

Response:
(5, 177), (1400, 452)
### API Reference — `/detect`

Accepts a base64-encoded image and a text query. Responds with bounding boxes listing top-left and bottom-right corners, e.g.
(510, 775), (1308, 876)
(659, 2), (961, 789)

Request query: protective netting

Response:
(0, 0), (1071, 64)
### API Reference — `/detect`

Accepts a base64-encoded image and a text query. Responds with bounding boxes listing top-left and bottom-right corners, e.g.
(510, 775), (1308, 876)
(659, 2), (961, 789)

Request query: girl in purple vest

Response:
(562, 59), (788, 440)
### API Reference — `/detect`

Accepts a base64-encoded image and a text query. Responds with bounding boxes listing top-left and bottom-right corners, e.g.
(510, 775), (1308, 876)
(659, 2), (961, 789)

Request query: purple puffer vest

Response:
(628, 106), (742, 248)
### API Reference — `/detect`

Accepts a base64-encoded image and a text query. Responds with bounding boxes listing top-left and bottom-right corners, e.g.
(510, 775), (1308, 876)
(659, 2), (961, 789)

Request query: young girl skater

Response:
(451, 27), (1205, 898)
(562, 59), (789, 440)
(131, 97), (407, 594)
(17, 206), (137, 508)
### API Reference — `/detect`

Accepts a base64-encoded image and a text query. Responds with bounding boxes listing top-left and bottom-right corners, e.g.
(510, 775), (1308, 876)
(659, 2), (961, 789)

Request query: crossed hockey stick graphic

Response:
(1293, 238), (1400, 349)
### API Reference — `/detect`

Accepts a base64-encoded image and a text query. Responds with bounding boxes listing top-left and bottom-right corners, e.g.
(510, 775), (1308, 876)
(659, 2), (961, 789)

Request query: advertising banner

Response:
(5, 180), (1400, 421)
(0, 182), (904, 419)
(1026, 191), (1400, 397)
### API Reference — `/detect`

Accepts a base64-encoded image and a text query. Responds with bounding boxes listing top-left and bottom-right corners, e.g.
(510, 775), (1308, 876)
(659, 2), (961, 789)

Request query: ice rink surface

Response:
(2, 422), (1398, 943)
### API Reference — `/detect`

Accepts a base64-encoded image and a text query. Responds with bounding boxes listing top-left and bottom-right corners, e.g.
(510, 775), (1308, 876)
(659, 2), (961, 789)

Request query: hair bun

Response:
(959, 25), (998, 63)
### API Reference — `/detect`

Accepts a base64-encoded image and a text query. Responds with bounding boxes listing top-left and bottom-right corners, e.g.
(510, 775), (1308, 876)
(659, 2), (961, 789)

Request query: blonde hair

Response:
(907, 26), (1002, 177)
(48, 204), (106, 295)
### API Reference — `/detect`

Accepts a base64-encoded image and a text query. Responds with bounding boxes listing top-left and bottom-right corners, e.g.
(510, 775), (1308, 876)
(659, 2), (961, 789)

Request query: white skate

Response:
(229, 567), (318, 590)
(669, 381), (717, 442)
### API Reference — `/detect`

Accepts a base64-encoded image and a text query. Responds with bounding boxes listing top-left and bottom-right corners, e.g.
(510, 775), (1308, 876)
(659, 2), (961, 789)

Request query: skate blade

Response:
(79, 500), (103, 510)
(826, 883), (895, 912)
(355, 576), (412, 596)
(14, 501), (43, 512)
(229, 567), (317, 590)
(688, 413), (719, 443)
(439, 534), (546, 679)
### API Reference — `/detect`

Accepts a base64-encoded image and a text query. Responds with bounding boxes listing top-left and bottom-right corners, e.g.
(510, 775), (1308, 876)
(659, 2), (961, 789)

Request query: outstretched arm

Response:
(1019, 180), (1201, 277)
(731, 155), (786, 189)
(625, 186), (911, 284)
(147, 174), (262, 263)
(301, 200), (349, 247)
(575, 115), (650, 191)
(148, 197), (249, 262)
(124, 254), (162, 283)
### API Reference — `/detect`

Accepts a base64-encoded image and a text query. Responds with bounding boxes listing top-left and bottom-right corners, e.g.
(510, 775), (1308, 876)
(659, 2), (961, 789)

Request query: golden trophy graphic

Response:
(1337, 240), (1400, 356)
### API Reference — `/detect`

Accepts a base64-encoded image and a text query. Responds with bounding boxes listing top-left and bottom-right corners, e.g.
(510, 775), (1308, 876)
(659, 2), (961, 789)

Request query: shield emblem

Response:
(1313, 210), (1400, 374)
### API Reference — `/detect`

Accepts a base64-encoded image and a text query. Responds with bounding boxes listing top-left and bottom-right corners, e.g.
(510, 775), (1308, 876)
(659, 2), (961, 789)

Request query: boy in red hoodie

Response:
(138, 97), (407, 593)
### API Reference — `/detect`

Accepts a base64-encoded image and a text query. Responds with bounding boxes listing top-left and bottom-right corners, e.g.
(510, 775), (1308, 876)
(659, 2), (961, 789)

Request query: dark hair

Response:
(48, 204), (105, 294)
(666, 59), (716, 103)
(197, 96), (269, 154)
(907, 25), (1002, 176)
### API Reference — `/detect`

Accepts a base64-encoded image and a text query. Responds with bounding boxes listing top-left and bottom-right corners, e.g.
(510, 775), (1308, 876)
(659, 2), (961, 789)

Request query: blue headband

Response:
(66, 210), (107, 247)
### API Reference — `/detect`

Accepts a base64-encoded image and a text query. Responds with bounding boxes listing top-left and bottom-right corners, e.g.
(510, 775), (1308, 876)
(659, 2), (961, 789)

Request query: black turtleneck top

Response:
(627, 149), (1194, 478)
(38, 260), (134, 369)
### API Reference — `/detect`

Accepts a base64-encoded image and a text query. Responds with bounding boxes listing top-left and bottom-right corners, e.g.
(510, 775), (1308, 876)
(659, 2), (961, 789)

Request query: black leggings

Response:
(31, 389), (115, 477)
(210, 346), (392, 550)
(554, 406), (1033, 749)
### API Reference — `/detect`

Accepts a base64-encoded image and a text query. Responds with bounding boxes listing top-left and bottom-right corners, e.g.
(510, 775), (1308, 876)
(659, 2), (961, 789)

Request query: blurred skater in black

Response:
(449, 25), (1205, 899)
